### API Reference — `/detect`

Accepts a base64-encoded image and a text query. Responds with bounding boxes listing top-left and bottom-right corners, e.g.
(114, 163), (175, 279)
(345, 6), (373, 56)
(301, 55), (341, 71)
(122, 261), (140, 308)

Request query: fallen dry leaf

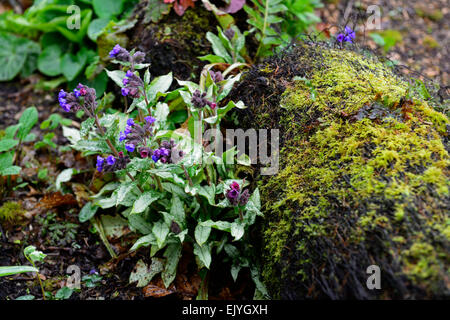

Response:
(142, 284), (175, 298)
(39, 192), (77, 210)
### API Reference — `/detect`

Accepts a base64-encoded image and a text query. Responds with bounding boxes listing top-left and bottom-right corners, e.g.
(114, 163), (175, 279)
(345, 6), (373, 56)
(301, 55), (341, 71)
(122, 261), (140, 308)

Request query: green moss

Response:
(245, 44), (450, 298)
(423, 35), (440, 49)
(0, 202), (26, 227)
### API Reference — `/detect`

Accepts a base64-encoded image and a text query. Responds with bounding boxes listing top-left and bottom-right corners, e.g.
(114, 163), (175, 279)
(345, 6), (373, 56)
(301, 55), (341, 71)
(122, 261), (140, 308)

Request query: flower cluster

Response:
(209, 70), (224, 83)
(337, 26), (356, 44)
(226, 182), (250, 206)
(59, 84), (97, 113)
(119, 116), (156, 153)
(191, 90), (217, 109)
(152, 139), (183, 164)
(96, 152), (130, 173)
(121, 70), (144, 98)
(109, 44), (145, 66)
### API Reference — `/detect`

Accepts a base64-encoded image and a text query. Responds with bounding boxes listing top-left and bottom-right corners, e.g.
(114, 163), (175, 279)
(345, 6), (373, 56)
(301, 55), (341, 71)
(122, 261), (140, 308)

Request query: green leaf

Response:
(0, 32), (34, 81)
(79, 202), (98, 223)
(198, 54), (226, 64)
(87, 18), (110, 41)
(169, 195), (185, 227)
(61, 49), (88, 81)
(147, 72), (173, 101)
(0, 139), (18, 152)
(129, 258), (164, 287)
(17, 106), (38, 141)
(130, 233), (157, 252)
(55, 287), (73, 300)
(116, 182), (136, 206)
(194, 224), (211, 247)
(0, 152), (14, 172)
(206, 32), (232, 63)
(56, 168), (74, 191)
(194, 243), (212, 269)
(154, 102), (170, 125)
(152, 221), (169, 249)
(199, 220), (232, 232)
(231, 221), (245, 241)
(24, 245), (46, 263)
(162, 243), (182, 288)
(37, 44), (62, 76)
(93, 0), (124, 19)
(0, 266), (38, 277)
(1, 166), (21, 176)
(131, 191), (161, 214)
(80, 118), (95, 137)
(105, 69), (125, 87)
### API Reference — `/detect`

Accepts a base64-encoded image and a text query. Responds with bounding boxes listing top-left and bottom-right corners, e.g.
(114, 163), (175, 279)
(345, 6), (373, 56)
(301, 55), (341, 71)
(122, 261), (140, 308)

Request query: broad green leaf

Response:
(147, 72), (173, 101)
(130, 233), (157, 252)
(55, 287), (73, 300)
(162, 243), (182, 288)
(129, 258), (164, 287)
(169, 195), (185, 227)
(87, 18), (110, 41)
(0, 152), (14, 172)
(37, 44), (62, 76)
(0, 32), (36, 81)
(1, 166), (21, 176)
(61, 49), (88, 81)
(105, 69), (125, 87)
(194, 224), (211, 247)
(93, 0), (124, 19)
(24, 245), (46, 263)
(116, 182), (136, 206)
(0, 139), (18, 152)
(152, 221), (169, 249)
(199, 220), (232, 232)
(154, 102), (170, 125)
(56, 168), (74, 191)
(206, 32), (232, 63)
(131, 191), (160, 214)
(17, 107), (38, 140)
(79, 202), (98, 223)
(194, 243), (212, 269)
(231, 222), (245, 241)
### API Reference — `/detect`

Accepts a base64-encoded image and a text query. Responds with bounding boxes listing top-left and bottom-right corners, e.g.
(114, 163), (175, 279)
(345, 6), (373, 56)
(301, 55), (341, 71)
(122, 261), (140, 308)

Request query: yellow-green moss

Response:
(254, 44), (450, 298)
(0, 201), (26, 228)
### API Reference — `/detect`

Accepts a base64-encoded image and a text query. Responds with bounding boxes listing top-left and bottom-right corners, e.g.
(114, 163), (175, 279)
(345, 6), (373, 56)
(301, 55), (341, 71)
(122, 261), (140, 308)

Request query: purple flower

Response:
(145, 116), (156, 124)
(89, 269), (98, 275)
(121, 88), (130, 96)
(96, 156), (104, 172)
(123, 77), (129, 86)
(139, 147), (152, 158)
(153, 149), (161, 158)
(119, 131), (127, 142)
(159, 148), (170, 157)
(151, 155), (159, 162)
(124, 126), (132, 134)
(126, 70), (134, 77)
(125, 143), (135, 152)
(226, 188), (240, 203)
(106, 155), (116, 165)
(239, 189), (250, 206)
(230, 181), (240, 192)
(73, 89), (81, 98)
(337, 26), (355, 44)
(109, 44), (122, 58)
(127, 118), (135, 126)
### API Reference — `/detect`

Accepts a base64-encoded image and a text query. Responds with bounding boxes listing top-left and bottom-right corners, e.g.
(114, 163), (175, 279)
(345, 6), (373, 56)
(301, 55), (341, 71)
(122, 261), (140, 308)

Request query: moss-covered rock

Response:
(232, 43), (449, 299)
(128, 3), (215, 81)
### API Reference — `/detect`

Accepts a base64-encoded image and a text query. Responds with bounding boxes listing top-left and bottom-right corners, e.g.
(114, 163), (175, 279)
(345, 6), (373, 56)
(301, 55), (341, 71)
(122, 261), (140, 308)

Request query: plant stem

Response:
(29, 260), (46, 300)
(92, 217), (117, 259)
